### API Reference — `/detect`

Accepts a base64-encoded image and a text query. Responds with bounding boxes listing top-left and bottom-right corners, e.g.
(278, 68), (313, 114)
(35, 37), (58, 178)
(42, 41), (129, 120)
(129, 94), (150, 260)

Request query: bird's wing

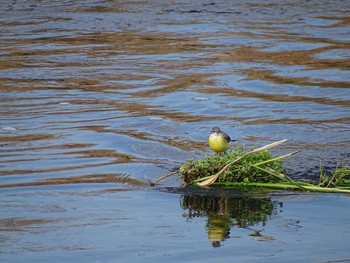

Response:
(222, 131), (231, 143)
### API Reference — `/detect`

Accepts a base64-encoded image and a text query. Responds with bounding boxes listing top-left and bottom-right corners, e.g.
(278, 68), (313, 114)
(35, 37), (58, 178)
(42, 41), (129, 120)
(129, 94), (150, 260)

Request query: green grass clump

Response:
(318, 163), (350, 188)
(179, 145), (285, 185)
(177, 143), (350, 193)
(152, 140), (350, 194)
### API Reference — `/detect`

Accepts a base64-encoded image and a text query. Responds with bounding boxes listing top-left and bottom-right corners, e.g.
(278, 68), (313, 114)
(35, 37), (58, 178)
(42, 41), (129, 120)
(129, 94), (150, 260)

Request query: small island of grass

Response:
(152, 139), (350, 194)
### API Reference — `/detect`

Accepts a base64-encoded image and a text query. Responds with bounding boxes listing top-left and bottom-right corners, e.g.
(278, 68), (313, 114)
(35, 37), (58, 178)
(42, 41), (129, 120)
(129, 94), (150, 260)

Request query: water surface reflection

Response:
(1, 0), (350, 262)
(181, 192), (282, 247)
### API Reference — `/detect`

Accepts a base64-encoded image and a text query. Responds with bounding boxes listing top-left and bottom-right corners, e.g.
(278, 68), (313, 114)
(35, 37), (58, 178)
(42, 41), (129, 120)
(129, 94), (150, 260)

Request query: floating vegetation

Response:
(151, 139), (350, 194)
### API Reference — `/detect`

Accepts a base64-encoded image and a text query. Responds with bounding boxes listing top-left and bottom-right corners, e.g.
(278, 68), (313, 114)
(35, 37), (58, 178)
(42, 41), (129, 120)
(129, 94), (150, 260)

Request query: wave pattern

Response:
(0, 0), (349, 189)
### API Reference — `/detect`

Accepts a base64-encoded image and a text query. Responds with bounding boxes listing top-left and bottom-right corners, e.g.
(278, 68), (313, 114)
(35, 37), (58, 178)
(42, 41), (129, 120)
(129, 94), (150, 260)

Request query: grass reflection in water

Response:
(181, 193), (282, 247)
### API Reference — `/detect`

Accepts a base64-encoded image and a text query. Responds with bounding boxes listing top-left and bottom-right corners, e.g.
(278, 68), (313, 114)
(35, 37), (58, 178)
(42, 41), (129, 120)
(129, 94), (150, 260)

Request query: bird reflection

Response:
(207, 214), (231, 247)
(180, 193), (282, 247)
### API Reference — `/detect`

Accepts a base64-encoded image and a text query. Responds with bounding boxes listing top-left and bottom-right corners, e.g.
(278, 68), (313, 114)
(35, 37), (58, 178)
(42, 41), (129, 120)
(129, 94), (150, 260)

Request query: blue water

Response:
(1, 184), (350, 262)
(0, 0), (349, 262)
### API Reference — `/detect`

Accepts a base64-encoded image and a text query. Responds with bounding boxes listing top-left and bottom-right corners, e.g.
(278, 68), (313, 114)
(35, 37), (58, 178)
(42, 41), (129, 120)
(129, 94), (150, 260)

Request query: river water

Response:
(1, 1), (350, 262)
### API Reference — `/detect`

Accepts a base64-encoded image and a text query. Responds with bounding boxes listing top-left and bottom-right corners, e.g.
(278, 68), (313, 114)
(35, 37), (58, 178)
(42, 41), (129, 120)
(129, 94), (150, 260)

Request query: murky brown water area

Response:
(1, 1), (350, 262)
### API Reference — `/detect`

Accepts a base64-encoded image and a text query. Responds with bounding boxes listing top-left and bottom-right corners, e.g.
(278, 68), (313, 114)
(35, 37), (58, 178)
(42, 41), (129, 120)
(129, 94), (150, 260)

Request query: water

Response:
(1, 1), (350, 262)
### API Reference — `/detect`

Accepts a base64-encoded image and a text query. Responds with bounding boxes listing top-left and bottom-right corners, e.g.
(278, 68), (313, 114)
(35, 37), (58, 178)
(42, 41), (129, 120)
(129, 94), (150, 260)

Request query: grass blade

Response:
(254, 150), (300, 166)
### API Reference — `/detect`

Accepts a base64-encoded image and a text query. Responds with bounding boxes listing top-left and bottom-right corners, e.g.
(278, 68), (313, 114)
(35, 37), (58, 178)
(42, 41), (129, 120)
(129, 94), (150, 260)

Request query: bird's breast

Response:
(208, 134), (229, 153)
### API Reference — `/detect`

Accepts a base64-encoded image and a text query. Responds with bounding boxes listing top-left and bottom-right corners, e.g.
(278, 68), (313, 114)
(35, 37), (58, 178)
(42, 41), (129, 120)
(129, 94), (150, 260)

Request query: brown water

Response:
(1, 1), (350, 262)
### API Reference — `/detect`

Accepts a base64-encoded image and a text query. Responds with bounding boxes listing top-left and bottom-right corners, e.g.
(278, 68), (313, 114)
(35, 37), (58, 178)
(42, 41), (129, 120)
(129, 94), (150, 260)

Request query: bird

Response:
(208, 127), (231, 154)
